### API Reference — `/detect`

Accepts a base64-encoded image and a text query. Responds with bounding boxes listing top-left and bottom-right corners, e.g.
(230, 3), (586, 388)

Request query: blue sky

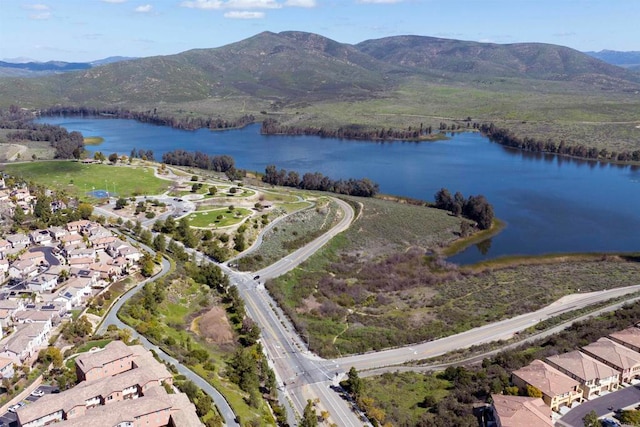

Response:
(0, 0), (637, 62)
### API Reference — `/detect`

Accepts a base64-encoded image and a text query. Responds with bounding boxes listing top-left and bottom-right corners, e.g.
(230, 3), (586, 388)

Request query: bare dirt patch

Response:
(192, 306), (235, 345)
(297, 294), (322, 314)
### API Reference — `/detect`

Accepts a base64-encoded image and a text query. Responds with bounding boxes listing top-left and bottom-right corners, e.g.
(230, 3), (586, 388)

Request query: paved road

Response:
(222, 197), (369, 426)
(558, 384), (640, 426)
(334, 285), (640, 372)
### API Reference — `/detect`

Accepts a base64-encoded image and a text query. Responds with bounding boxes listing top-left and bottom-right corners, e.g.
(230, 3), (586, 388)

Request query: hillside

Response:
(1, 31), (639, 151)
(357, 35), (640, 87)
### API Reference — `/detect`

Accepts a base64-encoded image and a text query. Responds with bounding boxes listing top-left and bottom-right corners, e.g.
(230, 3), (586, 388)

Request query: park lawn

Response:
(4, 161), (170, 199)
(187, 207), (252, 228)
(278, 201), (312, 213)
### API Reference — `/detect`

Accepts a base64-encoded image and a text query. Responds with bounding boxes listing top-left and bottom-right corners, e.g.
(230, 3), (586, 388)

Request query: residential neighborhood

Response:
(15, 340), (203, 427)
(0, 177), (206, 426)
(486, 324), (640, 426)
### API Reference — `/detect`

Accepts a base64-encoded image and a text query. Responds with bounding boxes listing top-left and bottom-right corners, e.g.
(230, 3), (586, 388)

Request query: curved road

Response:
(223, 197), (371, 426)
(95, 240), (239, 427)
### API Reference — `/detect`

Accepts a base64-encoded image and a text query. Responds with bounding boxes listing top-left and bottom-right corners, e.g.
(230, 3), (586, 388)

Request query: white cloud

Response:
(357, 0), (405, 3)
(224, 10), (265, 18)
(181, 0), (281, 10)
(29, 12), (51, 20)
(135, 4), (153, 12)
(181, 0), (223, 9)
(25, 4), (49, 10)
(284, 0), (316, 6)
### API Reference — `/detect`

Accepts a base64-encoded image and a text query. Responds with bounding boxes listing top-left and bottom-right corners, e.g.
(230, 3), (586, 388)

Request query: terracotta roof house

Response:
(59, 233), (83, 248)
(582, 337), (640, 383)
(75, 340), (135, 382)
(545, 351), (620, 399)
(489, 394), (553, 427)
(66, 220), (92, 234)
(511, 360), (581, 411)
(18, 343), (196, 427)
(17, 366), (170, 426)
(609, 326), (640, 353)
(37, 385), (203, 427)
(68, 256), (94, 269)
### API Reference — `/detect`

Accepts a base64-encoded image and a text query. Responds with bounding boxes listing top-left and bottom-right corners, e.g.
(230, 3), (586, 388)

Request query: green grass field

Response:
(186, 207), (252, 228)
(4, 161), (170, 200)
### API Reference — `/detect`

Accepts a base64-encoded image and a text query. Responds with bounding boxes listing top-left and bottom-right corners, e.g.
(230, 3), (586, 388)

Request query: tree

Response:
(140, 254), (155, 277)
(38, 347), (63, 368)
(582, 410), (602, 427)
(33, 191), (52, 223)
(195, 393), (213, 417)
(344, 367), (363, 399)
(94, 151), (106, 162)
(434, 188), (453, 211)
(108, 153), (118, 164)
(300, 399), (318, 427)
(526, 384), (543, 398)
(115, 197), (128, 210)
(208, 186), (217, 195)
(153, 233), (166, 252)
(13, 206), (25, 224)
(618, 410), (640, 426)
(77, 202), (93, 220)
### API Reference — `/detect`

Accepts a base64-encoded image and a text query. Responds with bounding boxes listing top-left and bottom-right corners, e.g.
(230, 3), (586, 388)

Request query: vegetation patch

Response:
(236, 198), (338, 271)
(358, 371), (451, 426)
(83, 136), (104, 145)
(267, 195), (640, 357)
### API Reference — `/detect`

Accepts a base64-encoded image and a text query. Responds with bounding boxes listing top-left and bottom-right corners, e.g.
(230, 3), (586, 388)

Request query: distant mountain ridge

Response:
(0, 56), (136, 78)
(584, 50), (640, 72)
(1, 31), (639, 106)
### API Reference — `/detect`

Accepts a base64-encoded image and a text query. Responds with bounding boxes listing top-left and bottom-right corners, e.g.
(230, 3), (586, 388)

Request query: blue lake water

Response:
(37, 116), (640, 264)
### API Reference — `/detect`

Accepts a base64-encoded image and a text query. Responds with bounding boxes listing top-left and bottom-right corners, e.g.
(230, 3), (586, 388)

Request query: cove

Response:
(36, 116), (640, 265)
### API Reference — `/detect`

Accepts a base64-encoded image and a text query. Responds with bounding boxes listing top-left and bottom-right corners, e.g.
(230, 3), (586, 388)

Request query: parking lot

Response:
(559, 384), (640, 426)
(0, 385), (59, 426)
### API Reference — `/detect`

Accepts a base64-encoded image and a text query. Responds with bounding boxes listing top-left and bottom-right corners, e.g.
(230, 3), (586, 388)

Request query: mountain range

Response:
(1, 31), (638, 106)
(584, 50), (640, 72)
(0, 56), (136, 78)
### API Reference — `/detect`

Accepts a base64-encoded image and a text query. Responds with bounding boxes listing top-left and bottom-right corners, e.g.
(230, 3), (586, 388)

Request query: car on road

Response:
(30, 388), (44, 397)
(253, 275), (260, 280)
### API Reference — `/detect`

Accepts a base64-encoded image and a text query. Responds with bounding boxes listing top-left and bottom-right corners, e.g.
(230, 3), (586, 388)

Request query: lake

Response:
(37, 116), (640, 264)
